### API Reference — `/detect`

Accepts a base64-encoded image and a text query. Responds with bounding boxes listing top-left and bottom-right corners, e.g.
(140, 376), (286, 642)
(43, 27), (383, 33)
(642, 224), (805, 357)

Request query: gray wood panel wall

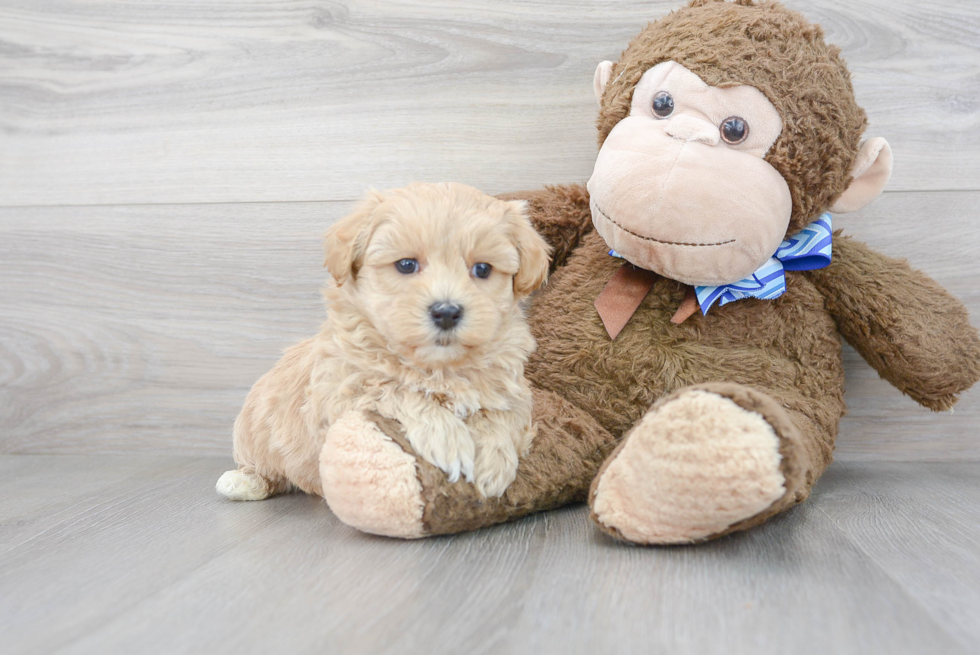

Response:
(2, 0), (979, 459)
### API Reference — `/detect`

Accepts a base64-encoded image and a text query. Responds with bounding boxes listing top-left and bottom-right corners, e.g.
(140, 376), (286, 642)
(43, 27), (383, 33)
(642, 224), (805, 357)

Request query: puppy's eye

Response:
(471, 263), (492, 279)
(652, 91), (674, 118)
(394, 258), (419, 274)
(720, 116), (749, 144)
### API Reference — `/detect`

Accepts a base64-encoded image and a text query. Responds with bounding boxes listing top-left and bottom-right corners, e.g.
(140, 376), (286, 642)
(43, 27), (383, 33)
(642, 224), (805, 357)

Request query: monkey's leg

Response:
(588, 382), (833, 544)
(319, 389), (620, 538)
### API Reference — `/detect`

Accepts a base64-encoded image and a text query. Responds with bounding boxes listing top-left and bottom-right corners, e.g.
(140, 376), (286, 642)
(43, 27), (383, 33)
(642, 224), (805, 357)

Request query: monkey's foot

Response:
(589, 383), (805, 544)
(320, 412), (426, 539)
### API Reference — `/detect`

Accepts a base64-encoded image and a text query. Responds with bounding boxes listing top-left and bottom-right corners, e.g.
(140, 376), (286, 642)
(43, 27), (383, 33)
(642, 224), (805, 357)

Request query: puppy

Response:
(216, 182), (551, 501)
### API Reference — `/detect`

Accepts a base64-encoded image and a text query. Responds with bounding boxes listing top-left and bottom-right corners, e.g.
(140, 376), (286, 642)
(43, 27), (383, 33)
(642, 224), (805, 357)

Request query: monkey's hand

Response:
(497, 184), (593, 272)
(806, 234), (980, 411)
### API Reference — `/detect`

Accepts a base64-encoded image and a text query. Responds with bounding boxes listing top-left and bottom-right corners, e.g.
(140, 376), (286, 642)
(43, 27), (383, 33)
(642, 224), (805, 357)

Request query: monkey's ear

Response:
(505, 200), (551, 298)
(830, 137), (893, 213)
(593, 61), (614, 107)
(323, 190), (386, 285)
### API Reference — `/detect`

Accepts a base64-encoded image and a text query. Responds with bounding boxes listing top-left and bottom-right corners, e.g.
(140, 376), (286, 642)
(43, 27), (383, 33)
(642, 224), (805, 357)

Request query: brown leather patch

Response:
(594, 264), (658, 339)
(670, 285), (699, 324)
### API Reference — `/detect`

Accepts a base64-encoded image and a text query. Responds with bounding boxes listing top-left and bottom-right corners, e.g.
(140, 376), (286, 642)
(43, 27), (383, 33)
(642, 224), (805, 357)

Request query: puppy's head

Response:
(324, 183), (551, 367)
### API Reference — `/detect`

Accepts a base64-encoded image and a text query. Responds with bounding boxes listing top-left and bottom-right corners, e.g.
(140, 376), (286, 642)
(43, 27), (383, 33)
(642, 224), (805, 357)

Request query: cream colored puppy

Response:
(216, 182), (550, 501)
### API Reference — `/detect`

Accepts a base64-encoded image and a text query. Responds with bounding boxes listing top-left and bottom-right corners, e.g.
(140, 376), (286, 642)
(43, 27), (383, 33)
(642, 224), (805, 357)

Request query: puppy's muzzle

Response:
(429, 302), (463, 331)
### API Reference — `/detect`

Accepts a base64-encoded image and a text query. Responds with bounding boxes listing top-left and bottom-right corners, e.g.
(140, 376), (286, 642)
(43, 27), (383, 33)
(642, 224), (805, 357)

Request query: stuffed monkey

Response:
(316, 0), (980, 544)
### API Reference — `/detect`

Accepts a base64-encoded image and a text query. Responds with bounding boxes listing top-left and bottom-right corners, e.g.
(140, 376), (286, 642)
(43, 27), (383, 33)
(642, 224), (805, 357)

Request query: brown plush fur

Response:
(598, 0), (867, 235)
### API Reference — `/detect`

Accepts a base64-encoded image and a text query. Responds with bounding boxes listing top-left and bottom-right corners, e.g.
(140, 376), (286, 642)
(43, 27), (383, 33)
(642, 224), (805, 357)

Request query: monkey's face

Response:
(588, 61), (792, 286)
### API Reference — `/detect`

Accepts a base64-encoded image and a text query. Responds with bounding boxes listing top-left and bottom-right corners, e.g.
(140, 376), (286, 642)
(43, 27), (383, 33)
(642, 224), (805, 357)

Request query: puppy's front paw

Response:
(473, 442), (518, 497)
(406, 424), (476, 484)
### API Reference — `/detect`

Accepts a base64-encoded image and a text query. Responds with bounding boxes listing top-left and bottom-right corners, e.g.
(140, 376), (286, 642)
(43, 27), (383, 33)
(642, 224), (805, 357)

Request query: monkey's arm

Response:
(498, 184), (594, 272)
(805, 234), (980, 411)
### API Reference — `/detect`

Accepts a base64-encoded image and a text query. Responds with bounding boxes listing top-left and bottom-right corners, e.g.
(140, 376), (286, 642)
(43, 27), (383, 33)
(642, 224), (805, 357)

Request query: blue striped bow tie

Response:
(610, 213), (833, 315)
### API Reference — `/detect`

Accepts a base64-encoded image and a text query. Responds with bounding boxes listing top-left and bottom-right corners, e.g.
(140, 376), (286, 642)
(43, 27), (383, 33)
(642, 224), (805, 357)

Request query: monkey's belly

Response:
(526, 234), (845, 439)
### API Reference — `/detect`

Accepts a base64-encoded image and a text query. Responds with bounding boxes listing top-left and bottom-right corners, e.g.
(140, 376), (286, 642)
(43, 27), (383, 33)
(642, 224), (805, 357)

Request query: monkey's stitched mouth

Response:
(591, 198), (736, 247)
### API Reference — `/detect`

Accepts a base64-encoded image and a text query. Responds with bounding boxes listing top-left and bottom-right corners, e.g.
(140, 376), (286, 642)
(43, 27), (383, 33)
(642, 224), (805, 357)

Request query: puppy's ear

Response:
(505, 200), (551, 298)
(323, 190), (386, 285)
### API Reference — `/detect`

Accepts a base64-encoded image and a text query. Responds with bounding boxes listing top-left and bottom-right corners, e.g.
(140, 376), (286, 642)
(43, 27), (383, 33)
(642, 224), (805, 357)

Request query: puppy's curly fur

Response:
(216, 183), (551, 501)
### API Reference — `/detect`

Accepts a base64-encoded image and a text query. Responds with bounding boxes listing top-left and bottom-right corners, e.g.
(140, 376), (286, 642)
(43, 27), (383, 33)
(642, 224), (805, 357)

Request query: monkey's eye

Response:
(394, 258), (419, 274)
(720, 116), (749, 145)
(652, 91), (674, 118)
(471, 262), (492, 279)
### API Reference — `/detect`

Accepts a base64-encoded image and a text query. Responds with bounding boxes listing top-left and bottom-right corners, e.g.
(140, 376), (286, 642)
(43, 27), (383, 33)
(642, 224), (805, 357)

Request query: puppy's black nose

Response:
(429, 302), (463, 330)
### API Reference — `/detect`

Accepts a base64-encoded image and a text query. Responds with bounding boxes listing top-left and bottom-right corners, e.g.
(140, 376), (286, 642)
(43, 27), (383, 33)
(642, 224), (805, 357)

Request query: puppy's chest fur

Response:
(420, 390), (480, 421)
(308, 331), (528, 429)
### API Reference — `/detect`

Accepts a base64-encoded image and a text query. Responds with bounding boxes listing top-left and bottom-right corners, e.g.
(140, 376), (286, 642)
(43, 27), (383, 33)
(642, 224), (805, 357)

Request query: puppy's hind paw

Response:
(216, 469), (272, 501)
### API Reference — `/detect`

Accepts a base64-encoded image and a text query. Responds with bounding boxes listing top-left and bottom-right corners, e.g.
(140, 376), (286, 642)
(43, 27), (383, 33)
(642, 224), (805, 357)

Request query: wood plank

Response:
(508, 473), (978, 655)
(1, 456), (975, 654)
(3, 190), (980, 458)
(0, 454), (203, 543)
(0, 202), (332, 455)
(814, 461), (980, 649)
(1, 0), (978, 207)
(0, 455), (312, 654)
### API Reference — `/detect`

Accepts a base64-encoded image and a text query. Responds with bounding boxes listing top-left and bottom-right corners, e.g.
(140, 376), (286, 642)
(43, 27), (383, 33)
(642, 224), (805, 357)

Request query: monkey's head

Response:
(587, 0), (892, 286)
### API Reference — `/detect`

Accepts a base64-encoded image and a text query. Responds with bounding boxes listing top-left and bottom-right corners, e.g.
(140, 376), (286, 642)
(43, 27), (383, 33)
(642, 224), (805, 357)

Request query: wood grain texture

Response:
(0, 455), (977, 654)
(0, 0), (978, 206)
(3, 191), (979, 458)
(814, 461), (980, 649)
(0, 202), (331, 455)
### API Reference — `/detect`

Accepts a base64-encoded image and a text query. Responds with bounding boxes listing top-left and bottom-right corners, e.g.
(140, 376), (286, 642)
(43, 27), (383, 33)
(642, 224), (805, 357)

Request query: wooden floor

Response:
(3, 1), (980, 653)
(0, 456), (977, 655)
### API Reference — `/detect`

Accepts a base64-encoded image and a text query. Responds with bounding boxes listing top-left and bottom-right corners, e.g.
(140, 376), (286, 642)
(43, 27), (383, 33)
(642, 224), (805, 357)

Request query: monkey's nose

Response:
(429, 302), (464, 330)
(665, 114), (720, 146)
